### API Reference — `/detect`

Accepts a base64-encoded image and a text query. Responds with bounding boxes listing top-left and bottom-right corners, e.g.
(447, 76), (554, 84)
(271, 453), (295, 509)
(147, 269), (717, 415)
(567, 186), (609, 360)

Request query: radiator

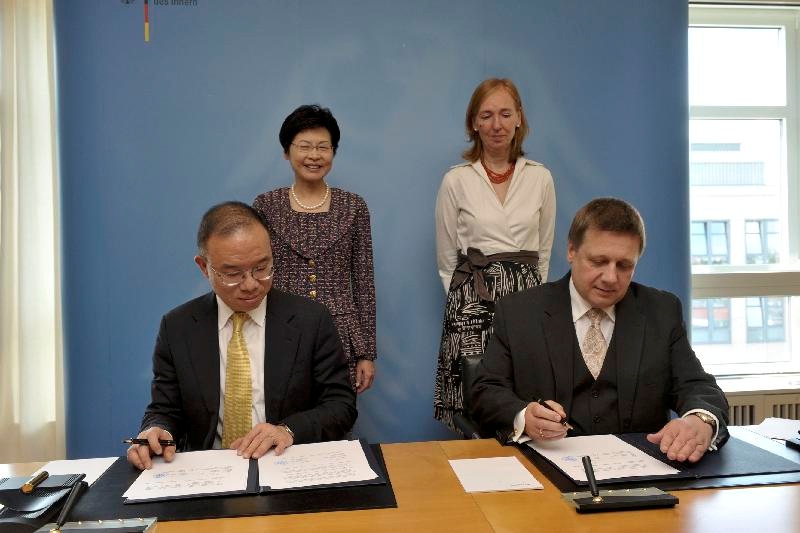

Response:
(725, 392), (800, 425)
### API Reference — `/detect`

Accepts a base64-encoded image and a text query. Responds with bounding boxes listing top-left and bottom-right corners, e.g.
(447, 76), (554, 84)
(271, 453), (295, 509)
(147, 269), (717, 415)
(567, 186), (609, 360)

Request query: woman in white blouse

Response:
(434, 78), (556, 433)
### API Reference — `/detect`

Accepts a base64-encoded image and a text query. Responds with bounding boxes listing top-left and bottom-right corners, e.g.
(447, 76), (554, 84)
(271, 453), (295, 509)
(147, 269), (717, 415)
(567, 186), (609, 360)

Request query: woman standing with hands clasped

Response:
(253, 105), (376, 394)
(434, 79), (556, 432)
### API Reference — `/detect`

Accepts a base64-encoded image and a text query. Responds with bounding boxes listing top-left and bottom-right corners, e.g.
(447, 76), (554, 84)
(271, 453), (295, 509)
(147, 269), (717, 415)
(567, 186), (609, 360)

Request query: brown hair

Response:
(462, 78), (529, 163)
(568, 198), (646, 255)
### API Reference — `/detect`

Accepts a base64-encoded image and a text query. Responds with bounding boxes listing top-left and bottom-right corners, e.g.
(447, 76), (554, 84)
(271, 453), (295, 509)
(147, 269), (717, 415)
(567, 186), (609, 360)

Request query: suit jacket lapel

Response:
(188, 293), (221, 418)
(614, 288), (646, 426)
(264, 290), (300, 420)
(543, 275), (575, 413)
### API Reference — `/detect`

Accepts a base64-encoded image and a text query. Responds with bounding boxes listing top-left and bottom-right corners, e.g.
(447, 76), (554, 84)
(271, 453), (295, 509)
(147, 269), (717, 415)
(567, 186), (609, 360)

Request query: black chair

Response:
(452, 354), (484, 439)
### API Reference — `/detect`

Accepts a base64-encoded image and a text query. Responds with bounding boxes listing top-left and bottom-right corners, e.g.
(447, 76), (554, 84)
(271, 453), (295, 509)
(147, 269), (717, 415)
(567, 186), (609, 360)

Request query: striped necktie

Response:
(222, 311), (253, 448)
(581, 308), (608, 380)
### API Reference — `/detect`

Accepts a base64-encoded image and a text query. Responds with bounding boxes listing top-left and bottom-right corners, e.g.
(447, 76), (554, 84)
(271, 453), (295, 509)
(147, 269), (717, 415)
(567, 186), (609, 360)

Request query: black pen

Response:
(581, 456), (603, 502)
(54, 480), (88, 531)
(536, 398), (574, 430)
(123, 438), (176, 446)
(21, 470), (48, 493)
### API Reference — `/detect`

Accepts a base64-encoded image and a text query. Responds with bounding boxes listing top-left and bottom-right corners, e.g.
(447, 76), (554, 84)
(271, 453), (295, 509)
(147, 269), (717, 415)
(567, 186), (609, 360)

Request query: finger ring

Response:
(539, 429), (544, 439)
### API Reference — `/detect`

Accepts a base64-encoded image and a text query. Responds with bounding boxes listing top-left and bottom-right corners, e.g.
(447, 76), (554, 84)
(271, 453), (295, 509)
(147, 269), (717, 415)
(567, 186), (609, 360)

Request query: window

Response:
(692, 298), (732, 344)
(691, 220), (729, 265)
(689, 6), (800, 376)
(745, 219), (780, 264)
(746, 297), (785, 343)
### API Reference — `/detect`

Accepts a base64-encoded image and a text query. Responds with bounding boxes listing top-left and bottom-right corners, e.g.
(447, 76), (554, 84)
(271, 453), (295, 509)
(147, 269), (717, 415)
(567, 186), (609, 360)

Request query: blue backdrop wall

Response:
(54, 0), (689, 458)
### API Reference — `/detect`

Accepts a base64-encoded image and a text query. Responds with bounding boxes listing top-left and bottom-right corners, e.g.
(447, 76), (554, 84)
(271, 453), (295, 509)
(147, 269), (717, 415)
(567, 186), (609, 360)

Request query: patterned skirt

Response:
(433, 257), (541, 433)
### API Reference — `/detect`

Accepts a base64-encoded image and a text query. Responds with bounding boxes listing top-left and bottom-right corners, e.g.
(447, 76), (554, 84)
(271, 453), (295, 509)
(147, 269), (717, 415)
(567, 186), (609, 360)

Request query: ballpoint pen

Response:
(123, 438), (177, 446)
(581, 456), (603, 502)
(536, 398), (575, 430)
(20, 470), (48, 493)
(53, 481), (88, 532)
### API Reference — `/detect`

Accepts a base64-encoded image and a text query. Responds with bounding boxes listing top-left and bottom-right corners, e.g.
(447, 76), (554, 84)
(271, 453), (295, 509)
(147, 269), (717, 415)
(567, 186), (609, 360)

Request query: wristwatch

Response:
(278, 423), (295, 440)
(692, 411), (717, 433)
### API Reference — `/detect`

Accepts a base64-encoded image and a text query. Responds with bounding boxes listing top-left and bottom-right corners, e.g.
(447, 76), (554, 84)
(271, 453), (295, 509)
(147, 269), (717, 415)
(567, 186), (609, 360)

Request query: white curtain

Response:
(0, 0), (64, 463)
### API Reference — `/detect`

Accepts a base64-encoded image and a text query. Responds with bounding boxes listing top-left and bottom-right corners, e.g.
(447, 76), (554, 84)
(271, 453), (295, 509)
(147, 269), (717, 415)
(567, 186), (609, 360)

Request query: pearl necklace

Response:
(291, 183), (330, 210)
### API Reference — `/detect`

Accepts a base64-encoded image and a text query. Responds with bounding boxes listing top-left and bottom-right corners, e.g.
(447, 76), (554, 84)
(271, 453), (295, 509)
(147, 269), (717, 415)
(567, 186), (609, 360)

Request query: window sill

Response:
(717, 373), (800, 395)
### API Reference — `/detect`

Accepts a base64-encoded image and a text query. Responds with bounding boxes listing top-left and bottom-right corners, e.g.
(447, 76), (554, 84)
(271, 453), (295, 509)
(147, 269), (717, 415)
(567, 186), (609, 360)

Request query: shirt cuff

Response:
(510, 407), (531, 444)
(682, 409), (720, 451)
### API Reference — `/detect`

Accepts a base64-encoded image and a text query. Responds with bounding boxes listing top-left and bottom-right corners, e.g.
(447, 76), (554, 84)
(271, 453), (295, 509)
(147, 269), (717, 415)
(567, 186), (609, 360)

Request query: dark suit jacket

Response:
(471, 273), (729, 445)
(140, 288), (357, 450)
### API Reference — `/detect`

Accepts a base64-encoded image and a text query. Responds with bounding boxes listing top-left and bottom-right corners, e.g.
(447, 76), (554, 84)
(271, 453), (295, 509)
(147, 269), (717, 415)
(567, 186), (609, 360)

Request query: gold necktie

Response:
(581, 308), (607, 380)
(222, 312), (253, 448)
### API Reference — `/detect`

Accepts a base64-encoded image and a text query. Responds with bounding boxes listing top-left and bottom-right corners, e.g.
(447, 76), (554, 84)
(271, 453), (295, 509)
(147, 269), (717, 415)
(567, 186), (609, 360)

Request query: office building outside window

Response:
(689, 6), (800, 376)
(746, 297), (785, 344)
(745, 219), (780, 264)
(692, 298), (732, 344)
(691, 220), (730, 265)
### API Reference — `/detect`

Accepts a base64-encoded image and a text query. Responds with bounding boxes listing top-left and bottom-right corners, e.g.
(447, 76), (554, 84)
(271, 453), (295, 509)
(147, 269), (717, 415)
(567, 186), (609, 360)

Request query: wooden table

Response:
(3, 437), (799, 533)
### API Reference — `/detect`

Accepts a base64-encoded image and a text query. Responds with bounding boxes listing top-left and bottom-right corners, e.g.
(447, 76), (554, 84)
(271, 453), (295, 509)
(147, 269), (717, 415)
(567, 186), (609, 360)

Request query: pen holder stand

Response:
(562, 487), (678, 513)
(0, 474), (85, 533)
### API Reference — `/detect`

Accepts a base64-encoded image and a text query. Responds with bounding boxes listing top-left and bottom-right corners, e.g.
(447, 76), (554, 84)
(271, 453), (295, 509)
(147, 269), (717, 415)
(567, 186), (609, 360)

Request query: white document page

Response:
(33, 457), (117, 486)
(527, 434), (679, 482)
(257, 440), (378, 490)
(748, 417), (800, 441)
(449, 456), (543, 493)
(122, 449), (249, 501)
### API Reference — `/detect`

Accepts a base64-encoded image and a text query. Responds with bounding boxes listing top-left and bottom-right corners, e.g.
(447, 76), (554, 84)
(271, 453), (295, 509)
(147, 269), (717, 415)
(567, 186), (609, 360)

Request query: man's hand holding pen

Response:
(126, 426), (176, 470)
(525, 399), (571, 441)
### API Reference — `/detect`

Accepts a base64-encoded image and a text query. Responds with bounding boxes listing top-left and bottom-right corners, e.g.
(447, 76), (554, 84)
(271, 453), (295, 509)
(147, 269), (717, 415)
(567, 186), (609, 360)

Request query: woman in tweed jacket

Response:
(253, 105), (376, 393)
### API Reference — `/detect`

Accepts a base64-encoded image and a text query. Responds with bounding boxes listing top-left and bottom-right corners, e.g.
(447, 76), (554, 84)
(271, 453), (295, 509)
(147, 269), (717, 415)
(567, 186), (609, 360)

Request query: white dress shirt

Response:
(435, 158), (556, 292)
(214, 295), (267, 448)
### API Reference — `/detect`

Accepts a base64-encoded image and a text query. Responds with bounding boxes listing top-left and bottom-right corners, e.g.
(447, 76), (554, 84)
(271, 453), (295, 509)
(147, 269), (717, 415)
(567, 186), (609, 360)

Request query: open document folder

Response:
(122, 439), (383, 503)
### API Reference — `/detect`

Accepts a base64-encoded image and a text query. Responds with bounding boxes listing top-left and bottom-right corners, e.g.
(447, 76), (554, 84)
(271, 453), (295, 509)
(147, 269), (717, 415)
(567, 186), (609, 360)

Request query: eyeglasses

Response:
(208, 263), (274, 287)
(291, 142), (333, 154)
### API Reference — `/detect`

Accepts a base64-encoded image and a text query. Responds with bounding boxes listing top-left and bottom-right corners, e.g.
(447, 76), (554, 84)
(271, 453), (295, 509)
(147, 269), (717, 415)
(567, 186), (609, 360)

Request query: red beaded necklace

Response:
(481, 159), (515, 184)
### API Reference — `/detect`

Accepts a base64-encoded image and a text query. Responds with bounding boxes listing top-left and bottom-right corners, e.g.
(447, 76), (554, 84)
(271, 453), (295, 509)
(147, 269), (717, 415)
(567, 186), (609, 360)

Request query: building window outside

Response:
(746, 297), (786, 343)
(691, 220), (729, 265)
(692, 298), (732, 344)
(689, 6), (800, 376)
(745, 219), (780, 264)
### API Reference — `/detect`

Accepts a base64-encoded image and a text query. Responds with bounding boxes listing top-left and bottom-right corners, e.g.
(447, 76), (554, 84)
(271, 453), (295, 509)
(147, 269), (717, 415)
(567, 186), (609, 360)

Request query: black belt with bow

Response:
(449, 247), (539, 301)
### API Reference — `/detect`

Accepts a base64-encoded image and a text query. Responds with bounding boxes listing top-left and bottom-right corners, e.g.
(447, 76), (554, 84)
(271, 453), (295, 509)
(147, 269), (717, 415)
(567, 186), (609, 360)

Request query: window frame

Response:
(690, 6), (800, 301)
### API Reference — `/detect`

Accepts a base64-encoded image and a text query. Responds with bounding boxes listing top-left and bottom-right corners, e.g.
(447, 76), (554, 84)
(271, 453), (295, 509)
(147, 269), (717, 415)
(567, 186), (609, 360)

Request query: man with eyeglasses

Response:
(127, 201), (356, 470)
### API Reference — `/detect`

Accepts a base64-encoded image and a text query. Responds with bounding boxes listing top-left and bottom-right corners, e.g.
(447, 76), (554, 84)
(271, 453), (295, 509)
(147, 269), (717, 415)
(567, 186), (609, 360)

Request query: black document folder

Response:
(521, 431), (800, 492)
(123, 438), (386, 504)
(0, 473), (86, 533)
(67, 443), (396, 522)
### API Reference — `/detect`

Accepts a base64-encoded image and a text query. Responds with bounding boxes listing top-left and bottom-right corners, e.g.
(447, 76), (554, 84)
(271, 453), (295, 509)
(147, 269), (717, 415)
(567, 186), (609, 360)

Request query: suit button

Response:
(309, 274), (317, 283)
(591, 390), (599, 399)
(309, 290), (317, 299)
(593, 416), (600, 423)
(308, 259), (316, 267)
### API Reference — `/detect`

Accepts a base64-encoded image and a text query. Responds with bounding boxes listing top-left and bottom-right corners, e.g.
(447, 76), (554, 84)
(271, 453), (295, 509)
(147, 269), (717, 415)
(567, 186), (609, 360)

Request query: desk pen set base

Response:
(562, 487), (678, 513)
(34, 517), (157, 532)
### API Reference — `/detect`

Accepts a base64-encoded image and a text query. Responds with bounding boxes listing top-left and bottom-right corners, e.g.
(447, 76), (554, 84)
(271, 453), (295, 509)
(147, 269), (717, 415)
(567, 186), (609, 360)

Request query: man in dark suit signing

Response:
(127, 201), (356, 470)
(471, 197), (729, 463)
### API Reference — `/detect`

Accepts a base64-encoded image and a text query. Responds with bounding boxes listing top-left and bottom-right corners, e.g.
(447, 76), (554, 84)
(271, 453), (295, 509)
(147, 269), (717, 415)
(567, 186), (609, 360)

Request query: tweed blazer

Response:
(253, 187), (377, 369)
